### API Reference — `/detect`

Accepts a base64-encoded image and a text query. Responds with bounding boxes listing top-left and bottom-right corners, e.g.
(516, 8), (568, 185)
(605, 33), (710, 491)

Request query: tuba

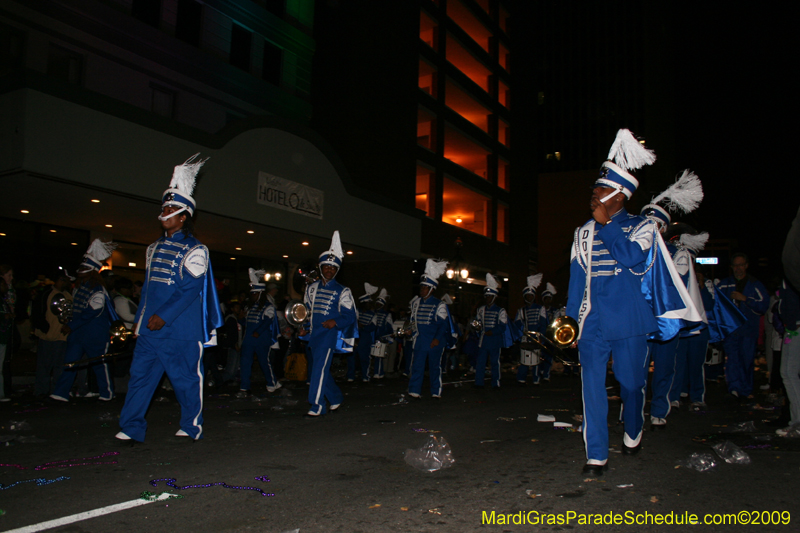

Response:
(522, 316), (580, 366)
(50, 293), (73, 324)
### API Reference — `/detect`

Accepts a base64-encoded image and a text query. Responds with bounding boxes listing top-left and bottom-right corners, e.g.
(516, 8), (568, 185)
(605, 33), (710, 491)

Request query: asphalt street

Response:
(1, 360), (798, 533)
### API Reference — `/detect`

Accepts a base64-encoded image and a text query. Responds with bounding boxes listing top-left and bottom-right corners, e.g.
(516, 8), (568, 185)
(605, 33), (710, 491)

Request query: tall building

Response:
(311, 0), (531, 316)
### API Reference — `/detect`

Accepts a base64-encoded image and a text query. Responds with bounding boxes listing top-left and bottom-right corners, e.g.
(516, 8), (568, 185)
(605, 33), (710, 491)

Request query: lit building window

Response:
(444, 123), (490, 179)
(497, 202), (509, 243)
(447, 0), (492, 54)
(498, 79), (510, 108)
(416, 164), (434, 217)
(442, 177), (491, 238)
(498, 118), (510, 147)
(445, 78), (490, 133)
(417, 107), (436, 151)
(498, 158), (510, 191)
(499, 42), (510, 72)
(418, 59), (437, 96)
(446, 33), (491, 93)
(420, 10), (438, 50)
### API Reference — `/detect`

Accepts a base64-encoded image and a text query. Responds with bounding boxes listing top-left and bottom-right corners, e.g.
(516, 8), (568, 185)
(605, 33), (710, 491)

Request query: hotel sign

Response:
(257, 172), (324, 220)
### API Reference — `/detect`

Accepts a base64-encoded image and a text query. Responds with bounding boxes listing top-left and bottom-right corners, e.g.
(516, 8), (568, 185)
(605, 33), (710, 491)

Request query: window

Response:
(498, 79), (509, 108)
(445, 78), (490, 133)
(443, 123), (490, 179)
(498, 118), (510, 147)
(0, 24), (25, 73)
(47, 44), (82, 85)
(416, 164), (435, 217)
(417, 107), (436, 151)
(499, 5), (510, 34)
(132, 0), (161, 28)
(498, 42), (510, 72)
(446, 33), (491, 93)
(151, 84), (175, 118)
(263, 40), (282, 85)
(497, 203), (509, 243)
(230, 24), (252, 72)
(442, 177), (491, 238)
(175, 0), (202, 47)
(447, 0), (492, 54)
(420, 11), (438, 50)
(418, 59), (437, 96)
(498, 158), (510, 191)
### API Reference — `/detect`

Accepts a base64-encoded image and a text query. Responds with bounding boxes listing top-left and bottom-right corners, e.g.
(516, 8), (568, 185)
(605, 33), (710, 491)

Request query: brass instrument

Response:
(284, 299), (309, 328)
(64, 320), (134, 368)
(394, 320), (415, 337)
(469, 318), (482, 331)
(50, 293), (73, 324)
(522, 316), (580, 366)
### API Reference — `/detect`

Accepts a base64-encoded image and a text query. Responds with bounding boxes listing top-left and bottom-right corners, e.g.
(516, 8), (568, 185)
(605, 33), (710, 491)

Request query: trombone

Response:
(521, 316), (580, 367)
(64, 321), (135, 368)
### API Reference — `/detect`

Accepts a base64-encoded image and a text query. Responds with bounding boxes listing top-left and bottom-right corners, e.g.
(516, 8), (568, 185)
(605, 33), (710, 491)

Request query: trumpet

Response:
(469, 318), (482, 330)
(394, 320), (415, 337)
(64, 320), (134, 368)
(521, 316), (580, 367)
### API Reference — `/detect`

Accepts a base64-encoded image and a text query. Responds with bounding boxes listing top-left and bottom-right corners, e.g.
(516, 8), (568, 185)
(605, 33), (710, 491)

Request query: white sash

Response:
(575, 221), (596, 340)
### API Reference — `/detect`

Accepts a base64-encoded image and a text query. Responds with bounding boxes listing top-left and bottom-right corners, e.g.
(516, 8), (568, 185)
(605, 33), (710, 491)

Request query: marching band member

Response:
(118, 154), (223, 441)
(353, 283), (378, 382)
(299, 231), (357, 416)
(474, 273), (512, 389)
(567, 129), (700, 476)
(51, 239), (118, 402)
(371, 289), (394, 379)
(236, 268), (281, 398)
(514, 274), (547, 385)
(538, 282), (558, 381)
(408, 259), (449, 399)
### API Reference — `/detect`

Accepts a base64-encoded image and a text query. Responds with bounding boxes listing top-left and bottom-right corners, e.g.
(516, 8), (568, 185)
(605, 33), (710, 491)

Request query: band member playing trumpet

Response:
(299, 231), (357, 416)
(117, 154), (223, 442)
(514, 274), (547, 385)
(50, 239), (118, 402)
(475, 273), (512, 389)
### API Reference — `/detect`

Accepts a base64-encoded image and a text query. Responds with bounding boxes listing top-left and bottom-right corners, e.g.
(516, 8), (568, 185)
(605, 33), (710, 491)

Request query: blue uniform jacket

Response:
(134, 230), (223, 343)
(68, 282), (118, 344)
(241, 301), (280, 348)
(567, 209), (659, 341)
(717, 275), (768, 331)
(511, 303), (547, 342)
(303, 278), (357, 353)
(477, 303), (512, 349)
(411, 295), (449, 349)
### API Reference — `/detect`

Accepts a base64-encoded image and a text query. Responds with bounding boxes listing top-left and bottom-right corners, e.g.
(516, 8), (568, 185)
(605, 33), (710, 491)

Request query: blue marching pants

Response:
(409, 344), (444, 396)
(723, 326), (758, 397)
(516, 363), (541, 384)
(240, 342), (278, 390)
(648, 335), (679, 419)
(53, 339), (113, 400)
(307, 346), (343, 415)
(352, 341), (372, 381)
(670, 330), (709, 404)
(579, 333), (649, 464)
(119, 335), (205, 441)
(475, 346), (501, 387)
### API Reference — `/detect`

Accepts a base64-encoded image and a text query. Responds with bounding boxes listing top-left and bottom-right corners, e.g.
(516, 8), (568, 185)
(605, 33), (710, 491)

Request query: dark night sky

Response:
(670, 5), (794, 282)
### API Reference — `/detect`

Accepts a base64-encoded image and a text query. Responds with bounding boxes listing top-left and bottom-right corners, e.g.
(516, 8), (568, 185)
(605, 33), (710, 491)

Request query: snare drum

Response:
(520, 348), (540, 366)
(370, 342), (387, 358)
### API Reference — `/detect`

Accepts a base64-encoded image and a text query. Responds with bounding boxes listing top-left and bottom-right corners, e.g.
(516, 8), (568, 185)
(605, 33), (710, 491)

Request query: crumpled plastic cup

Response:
(712, 440), (751, 464)
(680, 452), (718, 472)
(728, 421), (757, 433)
(404, 434), (455, 472)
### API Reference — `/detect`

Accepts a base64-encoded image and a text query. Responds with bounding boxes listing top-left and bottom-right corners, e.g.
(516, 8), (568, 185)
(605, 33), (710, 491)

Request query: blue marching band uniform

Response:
(239, 269), (281, 395)
(301, 231), (357, 416)
(51, 239), (119, 402)
(513, 275), (547, 385)
(118, 154), (223, 442)
(352, 283), (378, 382)
(371, 290), (395, 379)
(474, 274), (513, 388)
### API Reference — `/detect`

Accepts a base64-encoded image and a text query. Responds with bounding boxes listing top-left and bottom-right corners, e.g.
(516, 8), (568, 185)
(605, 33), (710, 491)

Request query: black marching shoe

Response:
(622, 442), (642, 455)
(582, 463), (608, 477)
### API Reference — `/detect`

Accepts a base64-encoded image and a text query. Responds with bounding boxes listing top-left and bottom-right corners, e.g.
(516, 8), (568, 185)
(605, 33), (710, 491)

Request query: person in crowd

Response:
(352, 283), (378, 382)
(33, 271), (73, 398)
(0, 265), (15, 402)
(474, 274), (511, 389)
(514, 274), (547, 386)
(408, 259), (449, 399)
(371, 289), (395, 379)
(220, 301), (243, 385)
(237, 268), (281, 398)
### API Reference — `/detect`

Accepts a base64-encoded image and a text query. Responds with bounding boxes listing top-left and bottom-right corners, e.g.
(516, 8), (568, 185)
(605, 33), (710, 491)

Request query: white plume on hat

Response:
(679, 232), (709, 253)
(86, 239), (116, 262)
(327, 230), (344, 260)
(376, 288), (389, 302)
(170, 153), (208, 197)
(651, 170), (704, 214)
(248, 268), (266, 286)
(442, 293), (453, 305)
(362, 283), (378, 298)
(607, 129), (656, 171)
(543, 282), (557, 296)
(486, 273), (498, 291)
(424, 259), (448, 281)
(526, 274), (543, 292)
